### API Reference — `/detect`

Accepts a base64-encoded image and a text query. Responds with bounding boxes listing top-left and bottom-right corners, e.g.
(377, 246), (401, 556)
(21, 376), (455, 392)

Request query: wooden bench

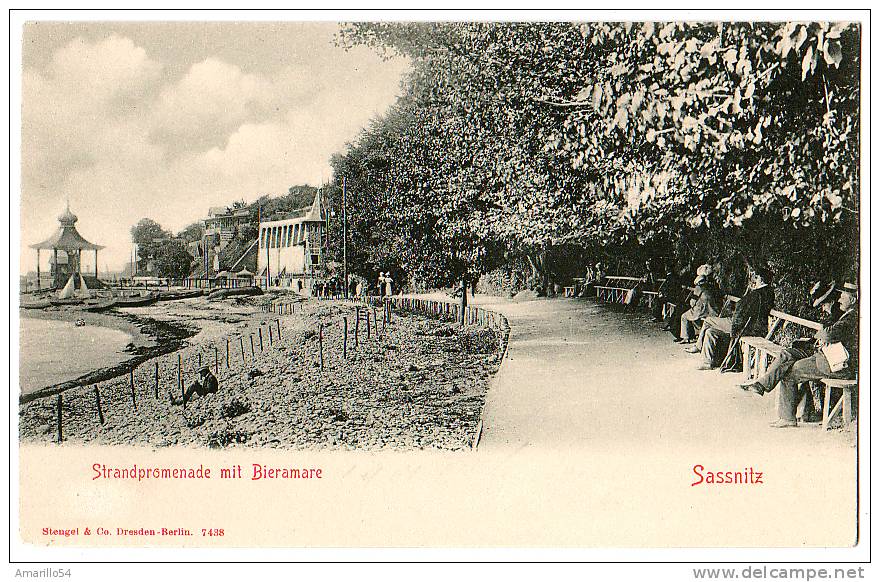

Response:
(821, 378), (857, 430)
(736, 305), (859, 428)
(594, 275), (640, 304)
(667, 288), (857, 428)
(739, 307), (823, 382)
(595, 275), (665, 309)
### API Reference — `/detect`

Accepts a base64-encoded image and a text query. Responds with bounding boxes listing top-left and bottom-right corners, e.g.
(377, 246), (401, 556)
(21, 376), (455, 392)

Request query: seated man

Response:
(737, 280), (838, 395)
(689, 265), (775, 370)
(677, 270), (723, 343)
(740, 283), (858, 427)
(663, 267), (694, 340)
(171, 366), (219, 406)
(655, 266), (684, 326)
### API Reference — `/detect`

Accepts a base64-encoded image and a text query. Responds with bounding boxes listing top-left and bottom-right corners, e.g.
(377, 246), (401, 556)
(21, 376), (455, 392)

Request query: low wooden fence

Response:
(33, 316), (287, 443)
(37, 294), (512, 448)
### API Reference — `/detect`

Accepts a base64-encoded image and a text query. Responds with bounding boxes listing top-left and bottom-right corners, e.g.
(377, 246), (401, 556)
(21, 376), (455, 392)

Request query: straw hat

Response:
(809, 281), (838, 308)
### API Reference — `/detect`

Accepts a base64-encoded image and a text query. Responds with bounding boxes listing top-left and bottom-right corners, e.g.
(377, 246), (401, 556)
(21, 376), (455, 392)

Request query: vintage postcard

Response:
(9, 9), (871, 569)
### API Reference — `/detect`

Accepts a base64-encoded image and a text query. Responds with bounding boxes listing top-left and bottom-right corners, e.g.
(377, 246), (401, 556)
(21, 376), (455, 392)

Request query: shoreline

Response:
(19, 300), (505, 450)
(19, 307), (198, 404)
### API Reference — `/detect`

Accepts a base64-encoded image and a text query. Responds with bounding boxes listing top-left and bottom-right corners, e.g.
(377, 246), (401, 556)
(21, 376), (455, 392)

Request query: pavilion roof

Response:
(30, 225), (104, 251)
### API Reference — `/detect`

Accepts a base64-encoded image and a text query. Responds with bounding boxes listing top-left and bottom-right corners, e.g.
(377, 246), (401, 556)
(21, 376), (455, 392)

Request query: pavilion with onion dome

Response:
(29, 203), (104, 290)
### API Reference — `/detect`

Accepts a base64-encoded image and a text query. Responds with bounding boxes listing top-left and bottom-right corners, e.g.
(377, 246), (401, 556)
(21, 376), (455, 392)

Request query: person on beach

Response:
(171, 366), (219, 405)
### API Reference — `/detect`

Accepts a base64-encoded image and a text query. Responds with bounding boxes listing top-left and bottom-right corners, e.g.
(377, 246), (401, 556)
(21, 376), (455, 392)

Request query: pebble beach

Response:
(18, 296), (505, 451)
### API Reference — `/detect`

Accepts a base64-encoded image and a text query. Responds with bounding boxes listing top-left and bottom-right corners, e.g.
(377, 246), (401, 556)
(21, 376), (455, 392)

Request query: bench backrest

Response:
(602, 275), (641, 290)
(722, 294), (821, 344)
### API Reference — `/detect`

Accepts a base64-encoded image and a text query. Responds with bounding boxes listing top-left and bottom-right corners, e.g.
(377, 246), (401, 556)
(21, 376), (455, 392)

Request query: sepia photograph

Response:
(9, 9), (870, 567)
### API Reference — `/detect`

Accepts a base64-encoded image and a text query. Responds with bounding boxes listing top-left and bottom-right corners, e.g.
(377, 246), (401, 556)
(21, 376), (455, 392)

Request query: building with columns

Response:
(256, 189), (326, 294)
(29, 203), (104, 290)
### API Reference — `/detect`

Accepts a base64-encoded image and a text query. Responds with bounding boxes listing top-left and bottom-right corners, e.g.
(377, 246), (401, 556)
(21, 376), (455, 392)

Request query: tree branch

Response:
(532, 97), (596, 109)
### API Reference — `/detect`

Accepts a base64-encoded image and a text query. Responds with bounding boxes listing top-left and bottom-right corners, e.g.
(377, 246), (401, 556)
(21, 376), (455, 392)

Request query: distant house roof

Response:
(207, 206), (250, 219)
(261, 191), (326, 226)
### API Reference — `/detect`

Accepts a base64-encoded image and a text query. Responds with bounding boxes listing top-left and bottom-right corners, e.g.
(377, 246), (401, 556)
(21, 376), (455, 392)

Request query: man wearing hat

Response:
(677, 266), (723, 343)
(689, 264), (775, 370)
(736, 280), (838, 395)
(171, 365), (220, 406)
(742, 282), (859, 428)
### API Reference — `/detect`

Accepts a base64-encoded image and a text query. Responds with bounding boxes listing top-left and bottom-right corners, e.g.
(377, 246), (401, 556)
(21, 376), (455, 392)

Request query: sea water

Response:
(19, 316), (134, 394)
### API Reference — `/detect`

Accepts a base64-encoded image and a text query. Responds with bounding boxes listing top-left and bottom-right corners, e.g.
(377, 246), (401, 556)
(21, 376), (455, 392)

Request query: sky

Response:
(19, 21), (409, 274)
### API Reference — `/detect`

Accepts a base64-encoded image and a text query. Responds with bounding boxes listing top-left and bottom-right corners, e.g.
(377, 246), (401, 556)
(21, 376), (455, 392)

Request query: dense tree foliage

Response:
(150, 239), (194, 280)
(334, 21), (860, 305)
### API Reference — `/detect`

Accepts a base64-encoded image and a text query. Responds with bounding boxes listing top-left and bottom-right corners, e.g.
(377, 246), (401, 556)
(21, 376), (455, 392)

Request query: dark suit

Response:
(700, 284), (775, 367)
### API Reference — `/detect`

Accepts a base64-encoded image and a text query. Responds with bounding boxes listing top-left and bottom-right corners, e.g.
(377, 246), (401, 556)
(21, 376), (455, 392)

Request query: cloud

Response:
(20, 26), (407, 273)
(46, 34), (162, 103)
(152, 58), (275, 150)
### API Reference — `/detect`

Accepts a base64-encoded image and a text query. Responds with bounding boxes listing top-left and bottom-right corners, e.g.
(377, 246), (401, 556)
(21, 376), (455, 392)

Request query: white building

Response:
(256, 190), (325, 294)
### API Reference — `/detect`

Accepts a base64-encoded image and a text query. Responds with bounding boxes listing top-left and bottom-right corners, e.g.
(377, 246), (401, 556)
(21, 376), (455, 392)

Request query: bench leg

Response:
(822, 385), (833, 430)
(796, 388), (808, 421)
(842, 388), (853, 429)
(823, 385), (852, 431)
(742, 344), (752, 382)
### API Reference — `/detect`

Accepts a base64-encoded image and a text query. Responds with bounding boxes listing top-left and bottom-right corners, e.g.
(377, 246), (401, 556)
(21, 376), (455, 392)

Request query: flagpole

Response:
(342, 176), (348, 300)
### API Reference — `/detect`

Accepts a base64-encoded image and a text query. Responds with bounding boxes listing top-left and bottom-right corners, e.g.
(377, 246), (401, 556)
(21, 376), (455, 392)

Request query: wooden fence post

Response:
(372, 307), (378, 337)
(354, 308), (360, 348)
(130, 369), (137, 409)
(343, 317), (348, 359)
(318, 323), (324, 371)
(154, 361), (159, 399)
(269, 325), (274, 345)
(56, 394), (63, 443)
(259, 328), (264, 351)
(250, 335), (255, 358)
(239, 336), (245, 363)
(226, 339), (230, 368)
(276, 319), (281, 340)
(214, 347), (218, 375)
(178, 354), (184, 409)
(366, 311), (371, 339)
(94, 386), (104, 425)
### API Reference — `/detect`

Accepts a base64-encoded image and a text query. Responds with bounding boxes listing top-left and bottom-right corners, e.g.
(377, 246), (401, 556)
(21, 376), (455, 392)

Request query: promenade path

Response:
(456, 294), (860, 547)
